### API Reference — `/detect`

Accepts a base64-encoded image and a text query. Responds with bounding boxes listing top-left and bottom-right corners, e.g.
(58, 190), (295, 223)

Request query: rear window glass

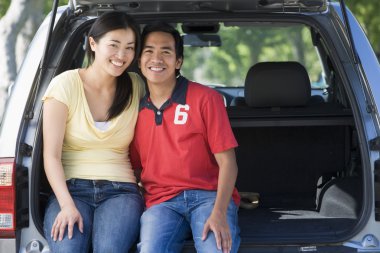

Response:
(180, 22), (326, 89)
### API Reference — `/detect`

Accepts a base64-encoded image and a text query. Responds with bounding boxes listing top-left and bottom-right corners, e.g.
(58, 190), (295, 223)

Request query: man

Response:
(131, 22), (240, 253)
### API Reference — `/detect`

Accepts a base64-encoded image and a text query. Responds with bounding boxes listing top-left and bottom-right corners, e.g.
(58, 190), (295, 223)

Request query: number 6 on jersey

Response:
(174, 104), (190, 125)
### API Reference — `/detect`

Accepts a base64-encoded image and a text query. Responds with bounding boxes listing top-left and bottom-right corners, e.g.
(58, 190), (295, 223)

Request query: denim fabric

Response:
(44, 179), (144, 253)
(138, 190), (240, 253)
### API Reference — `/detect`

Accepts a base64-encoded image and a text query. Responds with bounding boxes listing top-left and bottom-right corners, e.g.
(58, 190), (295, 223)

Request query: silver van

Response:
(1, 0), (380, 252)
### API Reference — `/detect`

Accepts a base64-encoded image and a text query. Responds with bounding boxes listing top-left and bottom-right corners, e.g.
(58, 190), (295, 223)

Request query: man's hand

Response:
(202, 210), (231, 253)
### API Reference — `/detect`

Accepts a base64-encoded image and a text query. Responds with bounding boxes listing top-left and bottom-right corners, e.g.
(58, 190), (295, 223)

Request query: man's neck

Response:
(148, 79), (177, 109)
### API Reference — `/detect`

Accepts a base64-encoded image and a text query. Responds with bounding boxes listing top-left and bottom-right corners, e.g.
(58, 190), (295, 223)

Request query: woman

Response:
(42, 11), (144, 253)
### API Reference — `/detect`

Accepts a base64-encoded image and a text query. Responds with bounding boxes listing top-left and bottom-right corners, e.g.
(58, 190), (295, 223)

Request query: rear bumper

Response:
(0, 238), (16, 253)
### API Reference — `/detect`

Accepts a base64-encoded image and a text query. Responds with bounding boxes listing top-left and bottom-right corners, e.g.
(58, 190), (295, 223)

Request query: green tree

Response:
(182, 25), (321, 86)
(0, 0), (10, 16)
(345, 0), (380, 53)
(181, 1), (380, 87)
(0, 0), (68, 117)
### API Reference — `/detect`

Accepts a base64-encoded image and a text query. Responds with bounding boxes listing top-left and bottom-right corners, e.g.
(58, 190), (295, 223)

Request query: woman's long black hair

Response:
(85, 11), (140, 120)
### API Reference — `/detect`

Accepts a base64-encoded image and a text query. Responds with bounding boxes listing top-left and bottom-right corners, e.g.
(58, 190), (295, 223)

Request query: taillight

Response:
(0, 158), (16, 238)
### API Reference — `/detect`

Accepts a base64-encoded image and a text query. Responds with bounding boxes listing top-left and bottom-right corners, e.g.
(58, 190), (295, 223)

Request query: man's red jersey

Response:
(131, 76), (240, 208)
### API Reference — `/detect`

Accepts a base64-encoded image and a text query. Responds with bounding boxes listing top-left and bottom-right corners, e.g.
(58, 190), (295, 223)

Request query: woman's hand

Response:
(51, 203), (84, 241)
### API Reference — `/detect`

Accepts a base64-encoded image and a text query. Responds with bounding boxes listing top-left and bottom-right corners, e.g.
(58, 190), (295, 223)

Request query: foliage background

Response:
(0, 0), (68, 16)
(345, 0), (380, 54)
(181, 25), (323, 87)
(0, 0), (378, 66)
(0, 0), (378, 79)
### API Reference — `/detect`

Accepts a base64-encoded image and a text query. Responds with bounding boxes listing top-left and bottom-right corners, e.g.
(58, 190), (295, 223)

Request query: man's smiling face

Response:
(139, 31), (182, 87)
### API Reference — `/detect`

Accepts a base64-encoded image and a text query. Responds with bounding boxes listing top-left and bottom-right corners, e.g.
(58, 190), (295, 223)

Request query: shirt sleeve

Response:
(202, 89), (238, 154)
(42, 71), (72, 109)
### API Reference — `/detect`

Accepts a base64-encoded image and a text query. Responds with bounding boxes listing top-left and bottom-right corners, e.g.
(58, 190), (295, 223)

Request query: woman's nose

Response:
(116, 49), (133, 58)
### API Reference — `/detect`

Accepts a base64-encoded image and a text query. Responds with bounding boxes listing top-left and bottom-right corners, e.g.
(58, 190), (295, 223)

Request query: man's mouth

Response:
(149, 66), (165, 72)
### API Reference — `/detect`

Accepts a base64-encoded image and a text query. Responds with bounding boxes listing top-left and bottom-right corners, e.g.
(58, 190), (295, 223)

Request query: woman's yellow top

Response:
(42, 69), (145, 183)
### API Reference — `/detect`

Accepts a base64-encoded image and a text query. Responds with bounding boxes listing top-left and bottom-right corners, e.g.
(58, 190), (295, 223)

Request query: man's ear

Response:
(175, 57), (183, 70)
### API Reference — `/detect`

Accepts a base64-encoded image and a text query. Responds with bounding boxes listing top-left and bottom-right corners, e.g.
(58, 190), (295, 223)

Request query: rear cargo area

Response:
(36, 103), (363, 245)
(229, 105), (362, 242)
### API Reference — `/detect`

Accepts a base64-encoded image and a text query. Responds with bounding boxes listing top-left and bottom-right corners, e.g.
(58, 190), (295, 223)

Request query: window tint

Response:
(181, 22), (327, 89)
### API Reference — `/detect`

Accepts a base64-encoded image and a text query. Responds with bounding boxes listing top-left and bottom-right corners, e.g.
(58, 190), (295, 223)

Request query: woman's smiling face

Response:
(90, 28), (136, 77)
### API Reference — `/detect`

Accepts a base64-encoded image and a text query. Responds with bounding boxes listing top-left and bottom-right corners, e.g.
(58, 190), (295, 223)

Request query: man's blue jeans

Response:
(44, 179), (144, 253)
(138, 190), (240, 253)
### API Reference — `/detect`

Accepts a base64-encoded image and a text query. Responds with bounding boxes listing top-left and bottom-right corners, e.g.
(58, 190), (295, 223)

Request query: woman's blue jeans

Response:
(138, 190), (240, 253)
(44, 179), (144, 253)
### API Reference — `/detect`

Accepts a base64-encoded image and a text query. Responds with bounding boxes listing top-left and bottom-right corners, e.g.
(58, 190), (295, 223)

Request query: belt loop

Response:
(70, 178), (76, 185)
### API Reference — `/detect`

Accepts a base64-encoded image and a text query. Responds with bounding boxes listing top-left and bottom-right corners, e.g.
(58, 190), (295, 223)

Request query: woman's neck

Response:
(81, 66), (116, 90)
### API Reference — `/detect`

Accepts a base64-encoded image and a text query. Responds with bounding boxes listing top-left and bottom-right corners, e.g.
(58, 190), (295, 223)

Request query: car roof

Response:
(69, 0), (327, 16)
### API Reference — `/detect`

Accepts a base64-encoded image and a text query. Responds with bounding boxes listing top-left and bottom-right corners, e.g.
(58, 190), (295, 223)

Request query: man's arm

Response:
(202, 148), (238, 253)
(129, 139), (144, 192)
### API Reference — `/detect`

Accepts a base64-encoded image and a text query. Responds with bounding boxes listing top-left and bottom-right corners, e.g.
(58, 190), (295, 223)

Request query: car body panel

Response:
(2, 1), (380, 252)
(70, 0), (327, 14)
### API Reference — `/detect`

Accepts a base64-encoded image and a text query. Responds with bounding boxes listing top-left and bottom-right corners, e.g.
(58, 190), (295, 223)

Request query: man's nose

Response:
(151, 51), (163, 63)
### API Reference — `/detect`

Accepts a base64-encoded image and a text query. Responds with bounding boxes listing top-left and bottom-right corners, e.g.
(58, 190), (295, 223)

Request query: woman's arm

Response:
(43, 98), (83, 241)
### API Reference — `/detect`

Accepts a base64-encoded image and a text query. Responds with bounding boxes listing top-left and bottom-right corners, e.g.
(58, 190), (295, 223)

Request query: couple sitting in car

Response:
(42, 11), (240, 253)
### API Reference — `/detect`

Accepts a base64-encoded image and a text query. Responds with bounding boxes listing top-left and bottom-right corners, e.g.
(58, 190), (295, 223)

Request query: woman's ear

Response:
(89, 37), (96, 51)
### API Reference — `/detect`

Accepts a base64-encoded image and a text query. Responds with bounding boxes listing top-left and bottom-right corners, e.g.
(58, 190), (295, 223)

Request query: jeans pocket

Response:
(66, 179), (94, 198)
(66, 178), (85, 189)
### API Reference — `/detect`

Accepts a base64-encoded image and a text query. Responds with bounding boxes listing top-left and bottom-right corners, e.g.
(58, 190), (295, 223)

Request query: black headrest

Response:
(245, 62), (311, 107)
